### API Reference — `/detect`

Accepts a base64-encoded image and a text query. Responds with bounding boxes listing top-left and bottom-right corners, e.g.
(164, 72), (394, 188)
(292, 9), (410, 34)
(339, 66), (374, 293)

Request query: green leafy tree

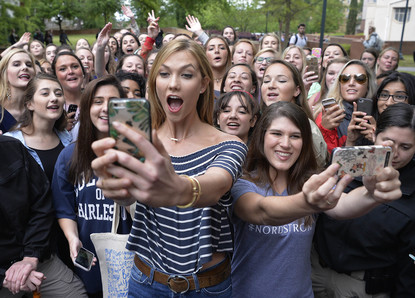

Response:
(346, 0), (359, 35)
(200, 0), (265, 34)
(262, 0), (325, 47)
(300, 0), (345, 34)
(81, 0), (122, 28)
(31, 0), (81, 32)
(0, 0), (36, 45)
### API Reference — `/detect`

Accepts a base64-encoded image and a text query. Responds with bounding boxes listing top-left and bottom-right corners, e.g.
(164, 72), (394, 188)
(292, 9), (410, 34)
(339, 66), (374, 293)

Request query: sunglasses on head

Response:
(339, 73), (368, 85)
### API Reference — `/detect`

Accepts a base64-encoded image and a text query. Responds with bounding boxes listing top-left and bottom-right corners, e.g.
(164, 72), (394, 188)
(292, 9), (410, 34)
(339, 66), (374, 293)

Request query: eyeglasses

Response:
(339, 73), (368, 85)
(377, 93), (408, 102)
(255, 57), (273, 64)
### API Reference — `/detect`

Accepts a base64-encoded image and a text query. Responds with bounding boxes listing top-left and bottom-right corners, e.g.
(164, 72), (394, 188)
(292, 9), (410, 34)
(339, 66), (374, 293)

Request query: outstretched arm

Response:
(95, 23), (112, 78)
(185, 15), (209, 45)
(1, 32), (31, 58)
(91, 122), (245, 208)
(138, 10), (159, 59)
(233, 164), (353, 226)
(122, 5), (140, 36)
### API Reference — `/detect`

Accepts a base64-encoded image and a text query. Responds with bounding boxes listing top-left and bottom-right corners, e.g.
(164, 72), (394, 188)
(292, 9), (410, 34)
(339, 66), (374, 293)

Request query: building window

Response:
(394, 7), (411, 22)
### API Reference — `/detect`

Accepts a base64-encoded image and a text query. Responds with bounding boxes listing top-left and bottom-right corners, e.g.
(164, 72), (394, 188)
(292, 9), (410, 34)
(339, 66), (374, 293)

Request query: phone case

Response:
(356, 98), (373, 116)
(67, 104), (78, 113)
(108, 98), (151, 162)
(306, 56), (319, 74)
(312, 48), (322, 59)
(322, 98), (337, 110)
(331, 145), (391, 177)
(74, 247), (94, 271)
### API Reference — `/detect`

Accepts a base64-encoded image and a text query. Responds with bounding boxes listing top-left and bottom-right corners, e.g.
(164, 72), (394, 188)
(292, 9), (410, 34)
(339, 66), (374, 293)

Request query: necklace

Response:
(214, 77), (222, 84)
(170, 133), (193, 142)
(167, 125), (193, 143)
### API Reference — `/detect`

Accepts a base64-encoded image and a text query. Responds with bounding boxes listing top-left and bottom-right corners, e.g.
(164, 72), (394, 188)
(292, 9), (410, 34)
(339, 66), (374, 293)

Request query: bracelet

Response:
(177, 175), (202, 208)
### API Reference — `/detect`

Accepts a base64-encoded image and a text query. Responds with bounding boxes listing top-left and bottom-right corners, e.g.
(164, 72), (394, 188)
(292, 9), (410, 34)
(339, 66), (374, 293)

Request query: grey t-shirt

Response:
(230, 178), (315, 297)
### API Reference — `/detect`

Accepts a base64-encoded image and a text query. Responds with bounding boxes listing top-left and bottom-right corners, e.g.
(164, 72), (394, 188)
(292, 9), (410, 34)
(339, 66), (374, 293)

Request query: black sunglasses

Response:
(339, 73), (368, 85)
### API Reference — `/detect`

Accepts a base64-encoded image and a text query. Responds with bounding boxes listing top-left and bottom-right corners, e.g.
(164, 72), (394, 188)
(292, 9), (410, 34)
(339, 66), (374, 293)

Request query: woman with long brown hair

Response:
(51, 75), (131, 296)
(230, 101), (401, 297)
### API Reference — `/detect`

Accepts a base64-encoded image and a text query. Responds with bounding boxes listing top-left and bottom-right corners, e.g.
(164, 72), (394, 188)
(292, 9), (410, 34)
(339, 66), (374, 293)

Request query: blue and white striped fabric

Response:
(126, 140), (247, 274)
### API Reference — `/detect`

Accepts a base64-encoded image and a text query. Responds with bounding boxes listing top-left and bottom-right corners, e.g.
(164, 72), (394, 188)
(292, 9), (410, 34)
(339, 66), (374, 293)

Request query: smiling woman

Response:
(52, 51), (85, 139)
(4, 73), (73, 278)
(315, 59), (377, 153)
(214, 90), (260, 144)
(51, 75), (131, 297)
(5, 73), (69, 181)
(0, 48), (36, 133)
(230, 101), (402, 297)
(220, 63), (258, 99)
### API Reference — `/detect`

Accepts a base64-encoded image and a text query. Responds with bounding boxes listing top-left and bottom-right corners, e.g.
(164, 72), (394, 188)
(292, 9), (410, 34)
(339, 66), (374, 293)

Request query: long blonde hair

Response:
(0, 48), (36, 124)
(147, 39), (214, 129)
(313, 59), (377, 118)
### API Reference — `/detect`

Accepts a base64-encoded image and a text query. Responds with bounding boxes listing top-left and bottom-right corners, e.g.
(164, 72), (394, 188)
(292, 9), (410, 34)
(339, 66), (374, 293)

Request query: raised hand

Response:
(122, 5), (135, 19)
(185, 15), (203, 36)
(97, 22), (112, 48)
(147, 10), (160, 24)
(17, 32), (31, 47)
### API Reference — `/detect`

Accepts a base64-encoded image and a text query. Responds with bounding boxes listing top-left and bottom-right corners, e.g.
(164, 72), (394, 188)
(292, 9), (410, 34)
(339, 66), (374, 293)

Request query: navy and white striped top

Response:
(126, 140), (247, 274)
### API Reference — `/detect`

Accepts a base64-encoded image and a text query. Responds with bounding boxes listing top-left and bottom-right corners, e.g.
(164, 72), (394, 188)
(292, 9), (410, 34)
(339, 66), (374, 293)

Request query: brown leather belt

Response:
(133, 255), (231, 293)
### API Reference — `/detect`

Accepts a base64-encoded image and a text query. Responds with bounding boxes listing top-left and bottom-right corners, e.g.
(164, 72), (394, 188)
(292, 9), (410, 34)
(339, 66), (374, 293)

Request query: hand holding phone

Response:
(356, 98), (373, 116)
(322, 98), (337, 111)
(67, 104), (78, 119)
(331, 145), (391, 177)
(74, 247), (94, 271)
(306, 55), (319, 75)
(321, 98), (345, 130)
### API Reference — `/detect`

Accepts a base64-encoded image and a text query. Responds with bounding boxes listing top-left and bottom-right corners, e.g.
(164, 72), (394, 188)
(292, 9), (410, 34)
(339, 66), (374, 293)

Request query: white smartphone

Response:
(331, 145), (392, 177)
(74, 247), (94, 271)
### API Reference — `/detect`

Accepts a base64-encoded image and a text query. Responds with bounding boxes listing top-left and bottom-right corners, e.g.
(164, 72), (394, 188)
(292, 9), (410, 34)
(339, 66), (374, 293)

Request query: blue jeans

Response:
(127, 260), (232, 298)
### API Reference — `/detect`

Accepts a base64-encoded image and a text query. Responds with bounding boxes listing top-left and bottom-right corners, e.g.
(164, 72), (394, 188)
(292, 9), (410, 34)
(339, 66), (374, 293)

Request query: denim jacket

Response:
(4, 129), (72, 170)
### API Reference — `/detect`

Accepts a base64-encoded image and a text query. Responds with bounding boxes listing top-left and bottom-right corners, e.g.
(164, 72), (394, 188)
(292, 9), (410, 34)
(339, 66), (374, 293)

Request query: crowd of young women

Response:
(0, 13), (413, 297)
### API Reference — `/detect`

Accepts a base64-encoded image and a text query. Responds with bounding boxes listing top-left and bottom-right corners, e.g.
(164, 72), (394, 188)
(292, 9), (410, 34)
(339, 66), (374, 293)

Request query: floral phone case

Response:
(108, 98), (151, 162)
(331, 145), (391, 177)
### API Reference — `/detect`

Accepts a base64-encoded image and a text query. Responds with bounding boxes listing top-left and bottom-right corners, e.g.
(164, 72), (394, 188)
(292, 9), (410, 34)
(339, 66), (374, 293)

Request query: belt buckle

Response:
(167, 275), (190, 294)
